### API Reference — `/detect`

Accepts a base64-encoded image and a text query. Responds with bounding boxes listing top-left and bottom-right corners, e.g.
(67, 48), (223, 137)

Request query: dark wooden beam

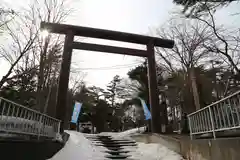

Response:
(55, 32), (74, 133)
(41, 22), (174, 48)
(147, 41), (161, 133)
(72, 42), (148, 57)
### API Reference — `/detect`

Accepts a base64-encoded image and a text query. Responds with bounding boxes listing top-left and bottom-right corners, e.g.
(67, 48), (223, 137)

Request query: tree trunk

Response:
(147, 120), (152, 132)
(43, 85), (53, 114)
(36, 37), (50, 112)
(190, 68), (201, 110)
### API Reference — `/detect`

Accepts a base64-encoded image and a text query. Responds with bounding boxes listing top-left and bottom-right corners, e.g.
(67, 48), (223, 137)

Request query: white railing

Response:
(188, 90), (240, 139)
(0, 97), (61, 139)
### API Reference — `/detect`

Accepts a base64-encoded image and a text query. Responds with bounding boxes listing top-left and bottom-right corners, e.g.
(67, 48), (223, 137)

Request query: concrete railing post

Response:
(208, 107), (216, 139)
(188, 116), (193, 140)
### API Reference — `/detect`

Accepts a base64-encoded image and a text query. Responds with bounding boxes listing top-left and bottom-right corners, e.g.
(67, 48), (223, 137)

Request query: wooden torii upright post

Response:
(40, 22), (174, 133)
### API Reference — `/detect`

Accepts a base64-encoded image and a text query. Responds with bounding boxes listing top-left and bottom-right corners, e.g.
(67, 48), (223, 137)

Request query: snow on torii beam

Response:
(40, 22), (174, 133)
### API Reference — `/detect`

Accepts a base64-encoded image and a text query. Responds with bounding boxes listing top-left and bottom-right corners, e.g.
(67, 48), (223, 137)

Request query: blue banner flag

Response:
(71, 102), (82, 124)
(138, 97), (152, 120)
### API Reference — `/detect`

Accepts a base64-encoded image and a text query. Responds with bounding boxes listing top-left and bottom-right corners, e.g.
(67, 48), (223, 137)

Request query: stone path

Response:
(85, 135), (137, 159)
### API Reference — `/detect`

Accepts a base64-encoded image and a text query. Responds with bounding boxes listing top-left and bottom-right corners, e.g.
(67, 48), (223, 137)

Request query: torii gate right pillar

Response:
(147, 41), (161, 133)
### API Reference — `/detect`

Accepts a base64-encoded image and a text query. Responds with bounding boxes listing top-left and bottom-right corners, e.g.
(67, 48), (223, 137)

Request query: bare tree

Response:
(69, 73), (86, 94)
(155, 20), (213, 71)
(191, 6), (240, 75)
(116, 78), (144, 99)
(0, 13), (38, 88)
(0, 7), (15, 30)
(29, 0), (73, 112)
(0, 0), (73, 114)
(155, 20), (213, 110)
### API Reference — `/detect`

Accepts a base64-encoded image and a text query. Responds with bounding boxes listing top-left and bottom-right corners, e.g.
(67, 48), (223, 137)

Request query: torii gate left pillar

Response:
(40, 22), (174, 133)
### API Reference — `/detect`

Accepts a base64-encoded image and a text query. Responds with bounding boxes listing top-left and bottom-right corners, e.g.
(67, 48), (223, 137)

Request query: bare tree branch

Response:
(192, 5), (240, 74)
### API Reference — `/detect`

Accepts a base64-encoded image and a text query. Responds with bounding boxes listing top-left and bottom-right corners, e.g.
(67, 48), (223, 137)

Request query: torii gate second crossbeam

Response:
(40, 22), (174, 133)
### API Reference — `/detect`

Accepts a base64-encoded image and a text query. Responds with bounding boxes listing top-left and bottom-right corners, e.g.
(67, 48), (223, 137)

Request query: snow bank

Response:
(131, 142), (184, 160)
(99, 126), (146, 138)
(117, 127), (146, 137)
(49, 130), (105, 160)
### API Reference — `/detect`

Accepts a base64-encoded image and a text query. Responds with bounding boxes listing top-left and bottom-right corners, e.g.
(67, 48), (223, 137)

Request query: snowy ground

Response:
(49, 127), (184, 160)
(98, 126), (146, 138)
(131, 143), (183, 160)
(49, 131), (105, 160)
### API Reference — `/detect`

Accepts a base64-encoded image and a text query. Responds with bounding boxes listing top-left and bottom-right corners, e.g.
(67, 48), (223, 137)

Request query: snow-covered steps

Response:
(86, 135), (137, 159)
(50, 129), (184, 160)
(104, 150), (130, 155)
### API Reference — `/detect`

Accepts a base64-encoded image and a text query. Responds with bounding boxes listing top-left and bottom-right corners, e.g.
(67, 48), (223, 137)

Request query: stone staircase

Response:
(85, 135), (137, 159)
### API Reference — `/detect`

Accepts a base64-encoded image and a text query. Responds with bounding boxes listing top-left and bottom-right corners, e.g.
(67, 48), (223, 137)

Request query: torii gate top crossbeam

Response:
(40, 22), (174, 48)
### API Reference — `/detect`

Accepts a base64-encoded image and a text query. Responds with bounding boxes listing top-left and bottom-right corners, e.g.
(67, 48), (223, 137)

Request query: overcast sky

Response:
(1, 0), (240, 89)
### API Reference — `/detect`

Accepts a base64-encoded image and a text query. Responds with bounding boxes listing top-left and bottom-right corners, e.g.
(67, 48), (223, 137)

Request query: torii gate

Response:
(40, 22), (174, 133)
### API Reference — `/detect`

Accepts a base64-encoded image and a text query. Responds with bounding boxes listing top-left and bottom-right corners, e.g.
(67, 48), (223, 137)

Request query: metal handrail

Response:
(188, 90), (240, 116)
(0, 97), (61, 139)
(0, 97), (60, 121)
(188, 90), (240, 139)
